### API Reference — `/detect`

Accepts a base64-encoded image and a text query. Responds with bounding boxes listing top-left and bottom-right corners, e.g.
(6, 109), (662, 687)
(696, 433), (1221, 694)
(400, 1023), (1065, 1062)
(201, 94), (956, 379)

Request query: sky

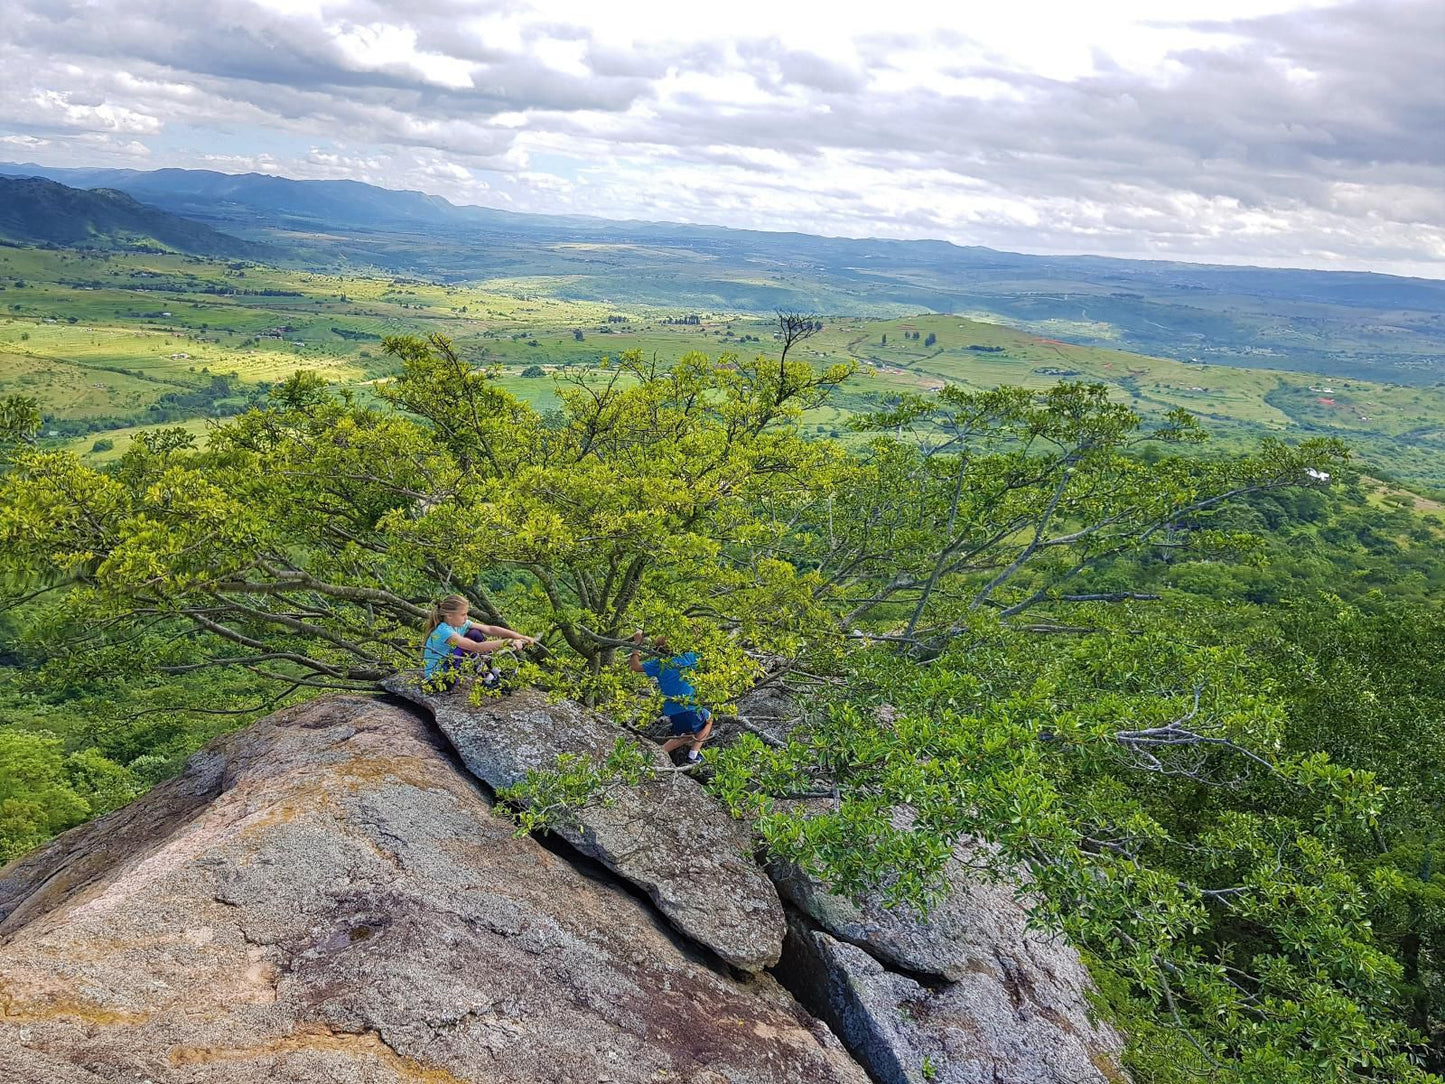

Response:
(2, 0), (1442, 277)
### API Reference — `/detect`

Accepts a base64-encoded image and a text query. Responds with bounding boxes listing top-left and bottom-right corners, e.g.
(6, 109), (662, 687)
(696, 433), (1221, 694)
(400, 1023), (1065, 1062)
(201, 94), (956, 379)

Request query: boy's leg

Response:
(661, 711), (700, 755)
(688, 710), (714, 756)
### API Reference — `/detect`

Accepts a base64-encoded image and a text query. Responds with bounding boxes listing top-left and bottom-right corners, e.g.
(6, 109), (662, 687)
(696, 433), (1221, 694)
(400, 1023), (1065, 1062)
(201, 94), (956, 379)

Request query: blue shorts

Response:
(667, 708), (711, 736)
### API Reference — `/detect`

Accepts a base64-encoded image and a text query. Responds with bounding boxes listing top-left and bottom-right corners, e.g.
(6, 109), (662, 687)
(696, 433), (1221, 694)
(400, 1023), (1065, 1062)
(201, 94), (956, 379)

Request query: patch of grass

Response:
(64, 417), (217, 464)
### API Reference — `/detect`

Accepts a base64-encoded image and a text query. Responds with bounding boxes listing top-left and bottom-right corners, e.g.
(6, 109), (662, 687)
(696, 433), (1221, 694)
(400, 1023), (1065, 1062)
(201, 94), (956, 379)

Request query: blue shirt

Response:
(641, 651), (701, 716)
(423, 620), (471, 677)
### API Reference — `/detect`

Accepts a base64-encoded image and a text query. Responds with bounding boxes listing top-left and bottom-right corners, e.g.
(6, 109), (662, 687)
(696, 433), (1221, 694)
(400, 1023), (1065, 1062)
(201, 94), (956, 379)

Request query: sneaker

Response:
(686, 750), (703, 765)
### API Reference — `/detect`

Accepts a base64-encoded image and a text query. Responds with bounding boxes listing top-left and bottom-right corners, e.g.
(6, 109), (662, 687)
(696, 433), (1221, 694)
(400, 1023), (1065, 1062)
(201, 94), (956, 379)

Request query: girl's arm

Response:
(470, 623), (538, 646)
(449, 634), (511, 655)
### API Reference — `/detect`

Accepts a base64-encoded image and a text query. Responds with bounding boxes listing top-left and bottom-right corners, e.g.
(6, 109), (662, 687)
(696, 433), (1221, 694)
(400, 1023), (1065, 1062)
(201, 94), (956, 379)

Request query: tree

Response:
(775, 310), (822, 365)
(0, 352), (1345, 695)
(0, 394), (40, 448)
(1261, 599), (1445, 1069)
(709, 612), (1437, 1083)
(764, 383), (1346, 652)
(0, 731), (92, 862)
(0, 334), (853, 708)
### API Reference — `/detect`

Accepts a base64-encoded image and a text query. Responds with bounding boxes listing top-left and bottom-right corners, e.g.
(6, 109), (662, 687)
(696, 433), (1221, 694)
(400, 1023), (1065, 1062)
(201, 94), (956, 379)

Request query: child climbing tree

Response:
(0, 332), (852, 709)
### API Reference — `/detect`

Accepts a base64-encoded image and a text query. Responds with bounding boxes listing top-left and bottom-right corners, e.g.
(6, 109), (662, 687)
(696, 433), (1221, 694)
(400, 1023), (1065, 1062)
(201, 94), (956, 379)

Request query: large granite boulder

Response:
(783, 916), (1127, 1084)
(771, 834), (1080, 983)
(772, 833), (1129, 1084)
(384, 678), (784, 972)
(0, 697), (869, 1084)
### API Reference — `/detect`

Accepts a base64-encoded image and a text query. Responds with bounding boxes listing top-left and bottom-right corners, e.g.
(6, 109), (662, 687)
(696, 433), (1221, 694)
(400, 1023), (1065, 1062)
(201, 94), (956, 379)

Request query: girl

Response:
(423, 594), (536, 691)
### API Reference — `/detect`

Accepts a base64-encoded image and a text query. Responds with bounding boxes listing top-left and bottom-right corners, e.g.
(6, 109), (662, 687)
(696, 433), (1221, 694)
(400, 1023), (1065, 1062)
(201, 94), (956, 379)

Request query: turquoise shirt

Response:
(423, 619), (471, 677)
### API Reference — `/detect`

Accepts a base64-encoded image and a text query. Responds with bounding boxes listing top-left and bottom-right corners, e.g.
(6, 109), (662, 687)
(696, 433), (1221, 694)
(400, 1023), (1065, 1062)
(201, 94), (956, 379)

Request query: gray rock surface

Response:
(384, 677), (784, 971)
(773, 835), (1128, 1084)
(0, 697), (868, 1084)
(783, 914), (1127, 1084)
(771, 834), (1058, 983)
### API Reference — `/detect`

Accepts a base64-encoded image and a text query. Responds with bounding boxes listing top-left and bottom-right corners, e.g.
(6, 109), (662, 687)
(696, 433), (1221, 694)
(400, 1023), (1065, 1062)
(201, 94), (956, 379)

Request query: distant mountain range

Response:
(1, 163), (1441, 383)
(0, 163), (572, 237)
(6, 162), (1441, 300)
(0, 175), (262, 258)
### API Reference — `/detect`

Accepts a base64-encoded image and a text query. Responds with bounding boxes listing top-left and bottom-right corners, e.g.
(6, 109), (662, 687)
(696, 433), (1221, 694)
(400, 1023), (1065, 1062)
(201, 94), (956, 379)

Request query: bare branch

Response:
(776, 311), (822, 366)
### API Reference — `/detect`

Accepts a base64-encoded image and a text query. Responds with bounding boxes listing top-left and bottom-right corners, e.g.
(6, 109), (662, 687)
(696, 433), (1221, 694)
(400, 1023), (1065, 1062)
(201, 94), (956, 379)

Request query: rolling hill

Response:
(2, 164), (1441, 387)
(0, 176), (263, 258)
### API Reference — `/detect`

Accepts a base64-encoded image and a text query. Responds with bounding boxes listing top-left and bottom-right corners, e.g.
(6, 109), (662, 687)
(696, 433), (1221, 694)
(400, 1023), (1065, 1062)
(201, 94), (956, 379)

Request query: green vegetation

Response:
(0, 175), (260, 258)
(1, 246), (1442, 486)
(2, 246), (1445, 1082)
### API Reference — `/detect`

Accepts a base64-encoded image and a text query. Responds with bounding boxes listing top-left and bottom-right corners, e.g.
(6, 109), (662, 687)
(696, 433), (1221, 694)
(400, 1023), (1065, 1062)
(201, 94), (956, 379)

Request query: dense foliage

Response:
(2, 331), (1442, 1082)
(711, 615), (1431, 1082)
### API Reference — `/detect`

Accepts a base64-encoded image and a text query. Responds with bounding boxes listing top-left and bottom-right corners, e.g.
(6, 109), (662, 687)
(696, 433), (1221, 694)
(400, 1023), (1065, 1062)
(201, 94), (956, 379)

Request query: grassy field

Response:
(4, 245), (1442, 489)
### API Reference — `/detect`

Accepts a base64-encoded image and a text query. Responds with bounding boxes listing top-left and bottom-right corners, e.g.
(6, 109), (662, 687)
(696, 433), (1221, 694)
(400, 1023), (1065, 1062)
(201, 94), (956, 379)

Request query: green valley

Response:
(2, 245), (1443, 490)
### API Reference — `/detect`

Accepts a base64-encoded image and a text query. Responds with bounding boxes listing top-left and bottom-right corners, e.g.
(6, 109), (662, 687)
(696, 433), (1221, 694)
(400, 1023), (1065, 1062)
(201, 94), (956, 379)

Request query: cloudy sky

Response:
(2, 0), (1442, 276)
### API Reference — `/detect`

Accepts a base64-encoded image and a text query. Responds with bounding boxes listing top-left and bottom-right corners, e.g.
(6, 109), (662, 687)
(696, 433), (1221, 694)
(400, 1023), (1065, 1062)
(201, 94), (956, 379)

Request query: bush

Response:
(91, 438), (115, 452)
(521, 364), (545, 378)
(0, 731), (90, 862)
(124, 753), (182, 787)
(64, 750), (140, 816)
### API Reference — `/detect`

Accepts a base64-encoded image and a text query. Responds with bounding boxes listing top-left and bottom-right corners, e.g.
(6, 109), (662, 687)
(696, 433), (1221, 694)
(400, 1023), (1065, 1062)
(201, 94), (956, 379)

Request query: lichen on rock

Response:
(383, 678), (786, 972)
(0, 697), (864, 1084)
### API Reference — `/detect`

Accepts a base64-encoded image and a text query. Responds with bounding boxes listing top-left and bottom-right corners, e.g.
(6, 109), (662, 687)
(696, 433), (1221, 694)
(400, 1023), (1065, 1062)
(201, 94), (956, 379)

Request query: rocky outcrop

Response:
(783, 916), (1127, 1084)
(772, 836), (1128, 1084)
(0, 698), (868, 1084)
(1, 686), (1131, 1084)
(384, 678), (784, 972)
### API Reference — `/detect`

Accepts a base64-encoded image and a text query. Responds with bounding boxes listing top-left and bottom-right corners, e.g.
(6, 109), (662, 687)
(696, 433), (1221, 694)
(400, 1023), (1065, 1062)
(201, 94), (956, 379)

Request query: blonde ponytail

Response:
(427, 593), (469, 633)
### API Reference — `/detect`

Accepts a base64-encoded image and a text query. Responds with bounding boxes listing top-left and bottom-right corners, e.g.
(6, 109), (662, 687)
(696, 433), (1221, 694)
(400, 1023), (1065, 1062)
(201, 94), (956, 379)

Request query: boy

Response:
(630, 631), (712, 764)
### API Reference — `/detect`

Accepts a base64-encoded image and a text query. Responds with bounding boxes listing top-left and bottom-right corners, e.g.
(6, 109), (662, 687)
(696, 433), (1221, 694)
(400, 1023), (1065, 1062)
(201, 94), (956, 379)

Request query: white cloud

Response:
(0, 0), (1440, 275)
(28, 91), (163, 134)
